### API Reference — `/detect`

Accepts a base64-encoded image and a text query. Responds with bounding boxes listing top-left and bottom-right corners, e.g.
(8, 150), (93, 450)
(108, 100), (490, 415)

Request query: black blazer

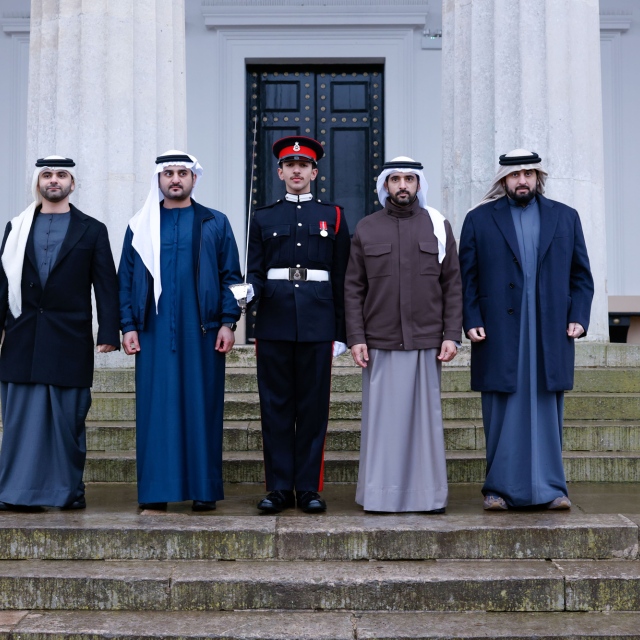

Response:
(0, 204), (120, 388)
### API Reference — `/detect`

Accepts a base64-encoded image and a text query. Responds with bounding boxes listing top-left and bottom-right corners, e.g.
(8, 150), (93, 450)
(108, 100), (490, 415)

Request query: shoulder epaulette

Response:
(253, 200), (282, 213)
(315, 199), (343, 209)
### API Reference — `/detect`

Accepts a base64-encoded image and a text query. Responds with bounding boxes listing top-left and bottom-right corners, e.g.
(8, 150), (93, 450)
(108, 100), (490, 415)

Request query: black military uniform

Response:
(247, 136), (350, 512)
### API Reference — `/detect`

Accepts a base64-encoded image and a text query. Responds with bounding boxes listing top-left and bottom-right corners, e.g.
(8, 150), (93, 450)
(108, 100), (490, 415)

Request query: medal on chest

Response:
(319, 220), (328, 237)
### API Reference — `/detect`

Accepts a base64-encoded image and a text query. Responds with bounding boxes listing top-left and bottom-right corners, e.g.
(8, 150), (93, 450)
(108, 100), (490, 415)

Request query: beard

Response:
(161, 183), (194, 200)
(506, 183), (537, 206)
(388, 190), (416, 206)
(39, 183), (73, 203)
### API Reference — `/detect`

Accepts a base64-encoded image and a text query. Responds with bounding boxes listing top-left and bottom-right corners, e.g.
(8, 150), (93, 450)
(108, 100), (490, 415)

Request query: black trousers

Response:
(256, 339), (332, 491)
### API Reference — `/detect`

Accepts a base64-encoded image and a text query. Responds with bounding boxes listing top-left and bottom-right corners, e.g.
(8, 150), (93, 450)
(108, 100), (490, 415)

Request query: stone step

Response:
(222, 342), (640, 369)
(84, 392), (640, 422)
(226, 367), (640, 394)
(0, 512), (633, 561)
(90, 366), (640, 394)
(6, 418), (640, 454)
(4, 610), (640, 639)
(75, 419), (640, 453)
(2, 558), (640, 612)
(82, 449), (640, 483)
(0, 558), (575, 611)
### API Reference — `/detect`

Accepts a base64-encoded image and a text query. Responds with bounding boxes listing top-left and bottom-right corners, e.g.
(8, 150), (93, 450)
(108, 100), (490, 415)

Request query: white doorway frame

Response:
(197, 3), (431, 242)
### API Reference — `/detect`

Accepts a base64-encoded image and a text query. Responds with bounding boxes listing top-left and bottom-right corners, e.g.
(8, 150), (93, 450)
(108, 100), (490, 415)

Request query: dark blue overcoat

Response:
(459, 194), (594, 393)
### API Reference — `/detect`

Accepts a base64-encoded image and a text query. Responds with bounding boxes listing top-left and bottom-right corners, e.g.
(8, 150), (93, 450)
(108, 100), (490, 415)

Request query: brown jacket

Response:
(344, 199), (462, 350)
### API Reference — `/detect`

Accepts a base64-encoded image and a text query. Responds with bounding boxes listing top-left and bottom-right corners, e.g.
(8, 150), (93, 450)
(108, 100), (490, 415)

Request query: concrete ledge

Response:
(0, 560), (171, 610)
(559, 560), (640, 611)
(0, 513), (633, 561)
(4, 610), (640, 639)
(169, 560), (565, 612)
(79, 450), (640, 484)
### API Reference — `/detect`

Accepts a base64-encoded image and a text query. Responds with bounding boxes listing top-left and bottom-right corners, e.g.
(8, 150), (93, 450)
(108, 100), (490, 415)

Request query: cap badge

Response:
(293, 142), (301, 151)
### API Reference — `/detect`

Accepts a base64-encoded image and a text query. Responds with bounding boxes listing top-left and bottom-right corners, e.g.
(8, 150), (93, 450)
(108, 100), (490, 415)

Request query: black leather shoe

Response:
(257, 490), (295, 513)
(61, 496), (86, 510)
(425, 507), (446, 514)
(297, 491), (327, 513)
(138, 502), (167, 511)
(192, 500), (216, 512)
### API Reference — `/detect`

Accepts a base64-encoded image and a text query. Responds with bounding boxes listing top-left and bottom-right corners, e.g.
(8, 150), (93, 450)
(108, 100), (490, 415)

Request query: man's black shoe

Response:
(425, 507), (446, 514)
(257, 490), (295, 513)
(297, 491), (327, 513)
(61, 496), (86, 510)
(192, 500), (216, 512)
(138, 502), (167, 511)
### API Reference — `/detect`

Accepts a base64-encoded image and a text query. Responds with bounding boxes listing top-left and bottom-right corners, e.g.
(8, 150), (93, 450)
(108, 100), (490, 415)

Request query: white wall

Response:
(600, 0), (640, 296)
(0, 0), (30, 228)
(184, 0), (443, 252)
(3, 0), (639, 302)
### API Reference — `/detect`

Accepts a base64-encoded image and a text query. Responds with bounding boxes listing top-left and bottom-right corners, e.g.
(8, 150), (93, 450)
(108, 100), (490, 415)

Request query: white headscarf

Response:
(472, 148), (548, 210)
(128, 150), (204, 312)
(1, 156), (77, 318)
(376, 156), (447, 263)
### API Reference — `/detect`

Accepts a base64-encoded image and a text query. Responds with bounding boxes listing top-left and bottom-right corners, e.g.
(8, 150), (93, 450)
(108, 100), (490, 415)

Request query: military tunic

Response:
(247, 195), (350, 491)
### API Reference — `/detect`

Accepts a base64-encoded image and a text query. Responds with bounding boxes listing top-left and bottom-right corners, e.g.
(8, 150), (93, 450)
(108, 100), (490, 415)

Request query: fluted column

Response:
(442, 0), (608, 341)
(26, 0), (187, 252)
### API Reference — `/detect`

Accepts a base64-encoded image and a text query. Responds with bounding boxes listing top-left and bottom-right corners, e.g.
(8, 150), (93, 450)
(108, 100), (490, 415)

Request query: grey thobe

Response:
(0, 211), (91, 507)
(481, 197), (567, 507)
(356, 348), (448, 512)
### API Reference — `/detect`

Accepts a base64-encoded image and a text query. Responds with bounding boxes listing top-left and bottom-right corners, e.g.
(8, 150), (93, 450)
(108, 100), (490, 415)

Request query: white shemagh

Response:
(472, 148), (548, 210)
(128, 150), (204, 312)
(2, 156), (77, 318)
(376, 156), (447, 263)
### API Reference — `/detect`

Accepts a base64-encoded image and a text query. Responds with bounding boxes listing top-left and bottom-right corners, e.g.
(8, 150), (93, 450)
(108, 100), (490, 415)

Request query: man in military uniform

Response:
(247, 136), (350, 513)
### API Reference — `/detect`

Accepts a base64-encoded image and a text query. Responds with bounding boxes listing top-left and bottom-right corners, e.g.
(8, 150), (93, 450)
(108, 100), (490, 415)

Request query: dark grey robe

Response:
(0, 211), (90, 507)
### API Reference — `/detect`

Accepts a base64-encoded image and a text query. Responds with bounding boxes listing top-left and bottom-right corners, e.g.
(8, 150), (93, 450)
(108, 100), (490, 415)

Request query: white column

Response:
(442, 0), (608, 341)
(26, 0), (187, 365)
(26, 0), (187, 252)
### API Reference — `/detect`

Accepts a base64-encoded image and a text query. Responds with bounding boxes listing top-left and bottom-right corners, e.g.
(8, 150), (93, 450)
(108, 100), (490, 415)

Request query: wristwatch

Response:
(222, 322), (237, 331)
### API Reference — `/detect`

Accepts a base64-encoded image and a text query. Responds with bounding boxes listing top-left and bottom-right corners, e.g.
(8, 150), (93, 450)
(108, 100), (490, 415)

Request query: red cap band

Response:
(278, 145), (317, 161)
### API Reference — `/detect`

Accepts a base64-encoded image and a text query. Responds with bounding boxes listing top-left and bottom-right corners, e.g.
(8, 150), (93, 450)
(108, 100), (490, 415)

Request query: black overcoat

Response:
(459, 194), (594, 393)
(0, 204), (120, 388)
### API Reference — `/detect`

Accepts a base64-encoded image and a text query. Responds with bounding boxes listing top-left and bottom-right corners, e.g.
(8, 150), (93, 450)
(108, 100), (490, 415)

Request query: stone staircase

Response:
(2, 343), (640, 638)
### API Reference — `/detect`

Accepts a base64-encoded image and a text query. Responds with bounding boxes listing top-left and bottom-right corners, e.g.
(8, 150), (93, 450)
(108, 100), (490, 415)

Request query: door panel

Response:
(247, 65), (384, 231)
(246, 65), (384, 340)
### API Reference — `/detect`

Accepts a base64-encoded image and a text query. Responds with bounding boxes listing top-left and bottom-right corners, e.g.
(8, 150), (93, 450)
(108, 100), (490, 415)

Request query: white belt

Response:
(267, 268), (330, 282)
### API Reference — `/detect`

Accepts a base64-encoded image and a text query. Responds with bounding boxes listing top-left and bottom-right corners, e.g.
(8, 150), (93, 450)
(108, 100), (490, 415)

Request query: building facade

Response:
(1, 0), (638, 348)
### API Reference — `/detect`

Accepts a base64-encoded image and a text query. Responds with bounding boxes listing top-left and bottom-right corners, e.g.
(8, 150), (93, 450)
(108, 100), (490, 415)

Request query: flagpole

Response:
(243, 115), (258, 282)
(229, 115), (258, 313)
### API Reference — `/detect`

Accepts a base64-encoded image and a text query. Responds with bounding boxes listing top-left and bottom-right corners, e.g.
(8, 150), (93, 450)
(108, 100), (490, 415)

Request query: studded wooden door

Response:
(247, 65), (384, 234)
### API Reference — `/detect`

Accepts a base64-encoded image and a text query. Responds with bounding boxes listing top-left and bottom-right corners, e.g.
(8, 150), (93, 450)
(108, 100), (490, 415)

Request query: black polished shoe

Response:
(192, 500), (216, 512)
(297, 491), (327, 513)
(61, 496), (86, 510)
(425, 507), (446, 515)
(138, 502), (167, 511)
(257, 490), (295, 513)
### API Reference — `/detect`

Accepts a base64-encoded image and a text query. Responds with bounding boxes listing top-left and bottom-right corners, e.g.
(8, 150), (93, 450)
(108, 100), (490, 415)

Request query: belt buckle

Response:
(289, 267), (307, 281)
